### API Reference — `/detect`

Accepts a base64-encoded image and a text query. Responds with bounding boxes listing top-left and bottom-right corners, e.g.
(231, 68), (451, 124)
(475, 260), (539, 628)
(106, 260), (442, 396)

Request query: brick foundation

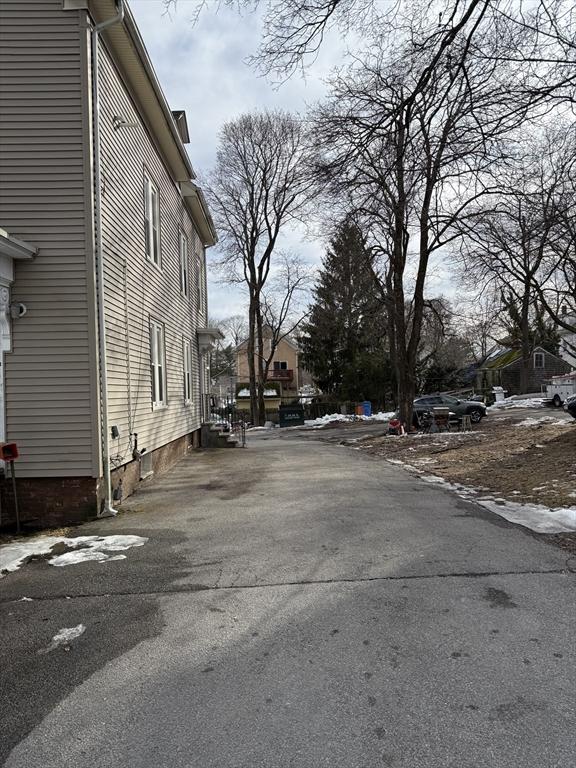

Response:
(111, 429), (199, 505)
(0, 429), (201, 531)
(0, 475), (98, 531)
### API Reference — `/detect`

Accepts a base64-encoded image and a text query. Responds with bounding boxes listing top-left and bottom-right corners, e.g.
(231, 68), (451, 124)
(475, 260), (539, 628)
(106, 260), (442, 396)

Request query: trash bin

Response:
(355, 404), (364, 416)
(278, 405), (305, 428)
(362, 401), (372, 417)
(492, 386), (507, 402)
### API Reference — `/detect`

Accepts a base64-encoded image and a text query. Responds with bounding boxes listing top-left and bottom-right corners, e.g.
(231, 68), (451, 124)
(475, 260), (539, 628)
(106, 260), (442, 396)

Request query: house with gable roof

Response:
(0, 0), (222, 527)
(475, 345), (572, 398)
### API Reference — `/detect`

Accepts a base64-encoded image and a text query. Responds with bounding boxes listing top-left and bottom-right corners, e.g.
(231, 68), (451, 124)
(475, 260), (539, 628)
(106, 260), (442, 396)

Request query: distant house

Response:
(475, 346), (573, 397)
(0, 0), (220, 527)
(236, 331), (302, 401)
(558, 312), (576, 369)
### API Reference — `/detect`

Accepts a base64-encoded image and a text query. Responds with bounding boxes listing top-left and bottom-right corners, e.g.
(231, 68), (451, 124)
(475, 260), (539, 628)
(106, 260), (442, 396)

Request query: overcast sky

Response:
(129, 0), (455, 318)
(130, 0), (345, 319)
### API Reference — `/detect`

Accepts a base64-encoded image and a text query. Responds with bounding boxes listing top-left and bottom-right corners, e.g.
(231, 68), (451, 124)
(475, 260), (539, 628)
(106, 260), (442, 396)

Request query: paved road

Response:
(1, 433), (575, 767)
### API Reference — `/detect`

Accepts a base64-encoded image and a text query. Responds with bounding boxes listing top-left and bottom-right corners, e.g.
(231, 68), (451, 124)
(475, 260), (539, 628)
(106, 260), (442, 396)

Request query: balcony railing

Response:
(267, 368), (294, 381)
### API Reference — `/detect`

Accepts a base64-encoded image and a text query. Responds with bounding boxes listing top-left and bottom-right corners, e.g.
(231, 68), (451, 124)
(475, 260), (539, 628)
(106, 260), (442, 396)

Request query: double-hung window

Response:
(150, 319), (166, 408)
(179, 231), (189, 296)
(183, 338), (193, 403)
(144, 174), (161, 266)
(534, 351), (545, 369)
(197, 252), (205, 316)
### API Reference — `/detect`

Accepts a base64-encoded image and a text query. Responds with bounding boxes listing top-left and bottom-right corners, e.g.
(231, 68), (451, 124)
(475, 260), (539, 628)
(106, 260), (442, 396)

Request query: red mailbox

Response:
(0, 442), (19, 461)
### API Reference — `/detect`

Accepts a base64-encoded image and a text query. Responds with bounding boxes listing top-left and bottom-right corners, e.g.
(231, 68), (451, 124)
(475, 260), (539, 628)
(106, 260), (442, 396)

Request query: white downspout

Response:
(91, 0), (124, 517)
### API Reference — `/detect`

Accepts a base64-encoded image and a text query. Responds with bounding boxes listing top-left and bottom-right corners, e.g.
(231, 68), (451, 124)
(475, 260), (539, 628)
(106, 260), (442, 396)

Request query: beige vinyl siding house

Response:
(0, 0), (219, 527)
(236, 333), (301, 398)
(0, 0), (99, 481)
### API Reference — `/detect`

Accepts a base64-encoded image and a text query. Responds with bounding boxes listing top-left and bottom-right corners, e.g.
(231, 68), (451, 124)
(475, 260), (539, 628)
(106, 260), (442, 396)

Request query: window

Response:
(144, 174), (161, 266)
(197, 252), (205, 316)
(150, 319), (166, 408)
(534, 351), (545, 369)
(274, 361), (288, 370)
(183, 338), (193, 403)
(179, 231), (188, 296)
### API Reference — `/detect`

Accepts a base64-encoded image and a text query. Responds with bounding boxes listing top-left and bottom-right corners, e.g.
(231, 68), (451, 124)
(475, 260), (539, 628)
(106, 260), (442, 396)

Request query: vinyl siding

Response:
(97, 39), (206, 465)
(0, 0), (98, 477)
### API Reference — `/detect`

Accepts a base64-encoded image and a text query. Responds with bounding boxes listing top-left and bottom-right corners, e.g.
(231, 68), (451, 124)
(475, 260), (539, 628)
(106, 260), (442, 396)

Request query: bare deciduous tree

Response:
(259, 253), (311, 392)
(457, 126), (576, 387)
(308, 14), (541, 423)
(207, 111), (313, 424)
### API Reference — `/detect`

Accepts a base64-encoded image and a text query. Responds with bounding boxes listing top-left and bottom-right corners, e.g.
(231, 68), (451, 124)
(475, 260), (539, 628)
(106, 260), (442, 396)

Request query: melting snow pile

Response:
(304, 411), (396, 428)
(0, 534), (148, 576)
(418, 473), (576, 533)
(488, 397), (545, 411)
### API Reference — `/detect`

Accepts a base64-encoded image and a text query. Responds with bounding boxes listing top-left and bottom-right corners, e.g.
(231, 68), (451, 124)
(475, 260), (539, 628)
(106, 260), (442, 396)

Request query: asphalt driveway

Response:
(0, 433), (574, 767)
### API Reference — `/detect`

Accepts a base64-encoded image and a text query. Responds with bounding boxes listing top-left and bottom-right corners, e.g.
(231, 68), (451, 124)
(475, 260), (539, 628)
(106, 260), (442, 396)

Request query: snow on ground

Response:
(514, 416), (570, 428)
(304, 411), (396, 428)
(488, 397), (545, 411)
(39, 624), (86, 654)
(0, 534), (148, 576)
(413, 470), (576, 533)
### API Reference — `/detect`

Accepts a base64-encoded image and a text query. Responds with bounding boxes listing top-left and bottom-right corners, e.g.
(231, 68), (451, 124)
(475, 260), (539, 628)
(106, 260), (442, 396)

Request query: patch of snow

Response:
(303, 411), (396, 428)
(514, 416), (569, 427)
(39, 624), (86, 654)
(0, 534), (147, 576)
(418, 473), (576, 533)
(17, 596), (33, 602)
(237, 388), (278, 397)
(488, 397), (545, 411)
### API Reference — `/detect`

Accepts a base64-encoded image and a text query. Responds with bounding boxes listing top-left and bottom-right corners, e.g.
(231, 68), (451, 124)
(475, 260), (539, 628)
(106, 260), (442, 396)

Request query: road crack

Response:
(1, 567), (571, 604)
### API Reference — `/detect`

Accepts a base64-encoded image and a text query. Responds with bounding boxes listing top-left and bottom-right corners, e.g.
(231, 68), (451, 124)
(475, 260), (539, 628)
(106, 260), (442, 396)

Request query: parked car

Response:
(413, 394), (487, 424)
(563, 393), (576, 420)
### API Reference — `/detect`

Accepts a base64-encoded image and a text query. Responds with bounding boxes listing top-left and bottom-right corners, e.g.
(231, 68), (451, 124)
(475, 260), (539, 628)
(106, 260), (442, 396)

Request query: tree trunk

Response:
(520, 285), (531, 394)
(247, 294), (258, 425)
(255, 303), (266, 426)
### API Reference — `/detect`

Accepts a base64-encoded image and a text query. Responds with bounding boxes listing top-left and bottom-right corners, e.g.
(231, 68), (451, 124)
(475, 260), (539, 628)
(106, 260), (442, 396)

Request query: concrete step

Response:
(201, 423), (240, 449)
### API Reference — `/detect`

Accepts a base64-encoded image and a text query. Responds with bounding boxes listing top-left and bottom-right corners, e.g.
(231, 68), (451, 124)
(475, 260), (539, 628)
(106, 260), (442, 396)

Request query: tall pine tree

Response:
(300, 221), (393, 404)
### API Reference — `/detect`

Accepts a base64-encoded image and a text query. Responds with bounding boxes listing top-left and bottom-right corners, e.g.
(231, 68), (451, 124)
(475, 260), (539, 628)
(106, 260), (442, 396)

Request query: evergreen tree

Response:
(300, 221), (393, 404)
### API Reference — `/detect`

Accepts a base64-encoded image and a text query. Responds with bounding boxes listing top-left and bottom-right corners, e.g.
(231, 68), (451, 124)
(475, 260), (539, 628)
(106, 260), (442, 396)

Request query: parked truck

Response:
(544, 372), (576, 407)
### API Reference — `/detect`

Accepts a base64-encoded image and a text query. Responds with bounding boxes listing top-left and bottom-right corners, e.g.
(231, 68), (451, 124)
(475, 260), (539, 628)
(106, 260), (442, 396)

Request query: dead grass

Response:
(358, 415), (576, 553)
(359, 415), (576, 508)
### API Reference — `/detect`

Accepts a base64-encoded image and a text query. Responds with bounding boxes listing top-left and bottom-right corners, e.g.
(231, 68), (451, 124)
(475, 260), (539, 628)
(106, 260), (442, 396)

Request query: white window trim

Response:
(144, 173), (161, 268)
(183, 337), (193, 404)
(150, 319), (167, 410)
(179, 230), (189, 297)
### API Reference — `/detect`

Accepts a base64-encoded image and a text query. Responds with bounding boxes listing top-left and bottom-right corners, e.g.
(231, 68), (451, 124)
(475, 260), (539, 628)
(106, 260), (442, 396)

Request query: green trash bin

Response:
(279, 405), (305, 428)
